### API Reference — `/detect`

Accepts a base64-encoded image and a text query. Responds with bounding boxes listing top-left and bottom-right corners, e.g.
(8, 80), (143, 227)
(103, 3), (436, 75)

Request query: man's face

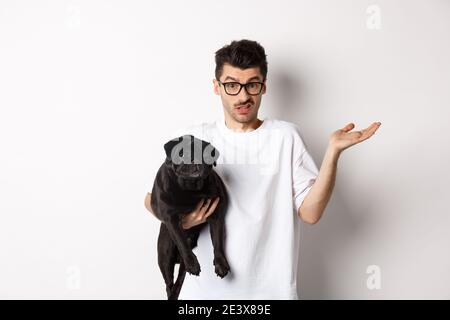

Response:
(213, 63), (266, 124)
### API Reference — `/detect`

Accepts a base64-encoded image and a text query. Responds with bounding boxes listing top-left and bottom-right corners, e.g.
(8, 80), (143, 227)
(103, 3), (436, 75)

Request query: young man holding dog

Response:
(145, 39), (381, 299)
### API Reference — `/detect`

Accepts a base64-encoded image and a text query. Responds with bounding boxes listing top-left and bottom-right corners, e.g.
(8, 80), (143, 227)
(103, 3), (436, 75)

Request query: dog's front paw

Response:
(185, 254), (201, 276)
(213, 256), (230, 278)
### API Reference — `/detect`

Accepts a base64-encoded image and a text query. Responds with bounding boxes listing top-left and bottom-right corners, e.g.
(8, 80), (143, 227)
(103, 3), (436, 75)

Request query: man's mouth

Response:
(235, 103), (252, 114)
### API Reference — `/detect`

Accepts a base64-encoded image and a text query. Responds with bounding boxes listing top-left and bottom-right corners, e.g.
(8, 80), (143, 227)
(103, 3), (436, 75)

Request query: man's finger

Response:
(341, 123), (355, 132)
(190, 199), (205, 216)
(195, 198), (205, 210)
(204, 197), (220, 219)
(200, 198), (212, 214)
(359, 122), (381, 141)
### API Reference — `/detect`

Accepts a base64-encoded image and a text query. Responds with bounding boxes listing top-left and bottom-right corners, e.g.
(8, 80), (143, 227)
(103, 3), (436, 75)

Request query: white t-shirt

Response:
(148, 117), (319, 299)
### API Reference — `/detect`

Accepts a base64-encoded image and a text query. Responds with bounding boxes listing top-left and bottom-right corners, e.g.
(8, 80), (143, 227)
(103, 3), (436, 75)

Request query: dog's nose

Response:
(180, 164), (201, 175)
(192, 165), (200, 173)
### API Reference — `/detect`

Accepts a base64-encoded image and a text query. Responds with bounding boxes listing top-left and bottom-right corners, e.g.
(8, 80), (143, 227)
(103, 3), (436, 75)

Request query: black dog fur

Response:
(151, 134), (230, 300)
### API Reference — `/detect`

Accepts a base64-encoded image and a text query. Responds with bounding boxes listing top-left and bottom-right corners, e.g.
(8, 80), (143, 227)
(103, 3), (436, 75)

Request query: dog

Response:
(151, 134), (230, 300)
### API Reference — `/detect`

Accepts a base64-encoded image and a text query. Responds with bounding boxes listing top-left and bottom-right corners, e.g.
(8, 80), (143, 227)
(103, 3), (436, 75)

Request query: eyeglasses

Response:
(217, 80), (265, 96)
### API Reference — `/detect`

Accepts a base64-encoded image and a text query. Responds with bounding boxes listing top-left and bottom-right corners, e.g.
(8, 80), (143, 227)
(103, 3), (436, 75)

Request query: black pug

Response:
(151, 134), (230, 300)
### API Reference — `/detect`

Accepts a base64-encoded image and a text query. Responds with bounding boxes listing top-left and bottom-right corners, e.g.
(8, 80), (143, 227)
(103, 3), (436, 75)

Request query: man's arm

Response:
(144, 192), (221, 229)
(144, 192), (155, 216)
(298, 146), (339, 225)
(298, 121), (381, 225)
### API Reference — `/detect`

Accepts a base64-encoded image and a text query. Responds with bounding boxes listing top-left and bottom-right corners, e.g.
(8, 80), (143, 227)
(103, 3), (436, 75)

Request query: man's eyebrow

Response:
(223, 75), (262, 82)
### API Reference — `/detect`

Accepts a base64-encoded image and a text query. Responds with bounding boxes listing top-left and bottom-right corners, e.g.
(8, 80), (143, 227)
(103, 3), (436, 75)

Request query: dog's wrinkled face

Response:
(164, 135), (219, 191)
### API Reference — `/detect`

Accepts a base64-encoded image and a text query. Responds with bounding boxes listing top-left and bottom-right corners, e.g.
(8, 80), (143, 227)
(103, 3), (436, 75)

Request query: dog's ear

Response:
(163, 137), (182, 160)
(202, 140), (219, 166)
(211, 147), (219, 165)
(164, 135), (194, 163)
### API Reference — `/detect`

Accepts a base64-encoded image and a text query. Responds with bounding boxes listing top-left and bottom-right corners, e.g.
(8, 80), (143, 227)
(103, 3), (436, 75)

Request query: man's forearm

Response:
(298, 145), (340, 224)
(145, 192), (155, 215)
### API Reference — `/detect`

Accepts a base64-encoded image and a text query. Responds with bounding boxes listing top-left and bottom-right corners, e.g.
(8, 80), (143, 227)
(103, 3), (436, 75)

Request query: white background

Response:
(1, 0), (449, 299)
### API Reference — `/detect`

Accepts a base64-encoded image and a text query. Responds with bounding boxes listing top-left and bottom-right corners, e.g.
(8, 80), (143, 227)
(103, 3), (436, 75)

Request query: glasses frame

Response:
(217, 80), (265, 96)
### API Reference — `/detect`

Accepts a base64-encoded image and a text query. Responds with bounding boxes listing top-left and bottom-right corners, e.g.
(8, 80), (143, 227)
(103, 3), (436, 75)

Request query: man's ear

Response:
(213, 79), (220, 95)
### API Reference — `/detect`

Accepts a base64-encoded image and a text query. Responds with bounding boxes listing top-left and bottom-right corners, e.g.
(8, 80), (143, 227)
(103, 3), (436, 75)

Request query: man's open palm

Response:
(330, 122), (381, 152)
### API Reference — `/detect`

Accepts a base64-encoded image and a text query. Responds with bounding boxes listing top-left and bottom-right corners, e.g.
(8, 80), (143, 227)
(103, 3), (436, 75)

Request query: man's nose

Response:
(237, 86), (250, 101)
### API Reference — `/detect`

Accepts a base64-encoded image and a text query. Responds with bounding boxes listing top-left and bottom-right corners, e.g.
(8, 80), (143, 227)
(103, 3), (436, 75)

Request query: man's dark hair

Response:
(215, 39), (268, 82)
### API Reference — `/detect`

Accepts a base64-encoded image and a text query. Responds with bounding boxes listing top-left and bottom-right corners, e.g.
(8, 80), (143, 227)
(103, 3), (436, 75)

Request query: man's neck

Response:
(224, 117), (263, 133)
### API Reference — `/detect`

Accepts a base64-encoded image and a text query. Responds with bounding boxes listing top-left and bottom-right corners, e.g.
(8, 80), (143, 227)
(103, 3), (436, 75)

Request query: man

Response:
(144, 39), (381, 299)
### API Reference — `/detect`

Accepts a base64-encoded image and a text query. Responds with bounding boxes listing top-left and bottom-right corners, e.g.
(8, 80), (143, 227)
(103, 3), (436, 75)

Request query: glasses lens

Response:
(224, 82), (241, 95)
(246, 82), (262, 95)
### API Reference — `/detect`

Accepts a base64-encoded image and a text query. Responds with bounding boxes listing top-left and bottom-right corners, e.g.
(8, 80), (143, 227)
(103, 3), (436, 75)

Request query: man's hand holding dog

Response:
(182, 197), (220, 230)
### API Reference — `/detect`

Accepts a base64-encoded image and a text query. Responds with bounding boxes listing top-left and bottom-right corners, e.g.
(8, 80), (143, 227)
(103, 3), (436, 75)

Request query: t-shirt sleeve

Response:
(292, 126), (319, 213)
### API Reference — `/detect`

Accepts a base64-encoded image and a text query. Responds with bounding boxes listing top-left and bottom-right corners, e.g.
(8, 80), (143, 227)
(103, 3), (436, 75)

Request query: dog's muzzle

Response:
(179, 177), (205, 190)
